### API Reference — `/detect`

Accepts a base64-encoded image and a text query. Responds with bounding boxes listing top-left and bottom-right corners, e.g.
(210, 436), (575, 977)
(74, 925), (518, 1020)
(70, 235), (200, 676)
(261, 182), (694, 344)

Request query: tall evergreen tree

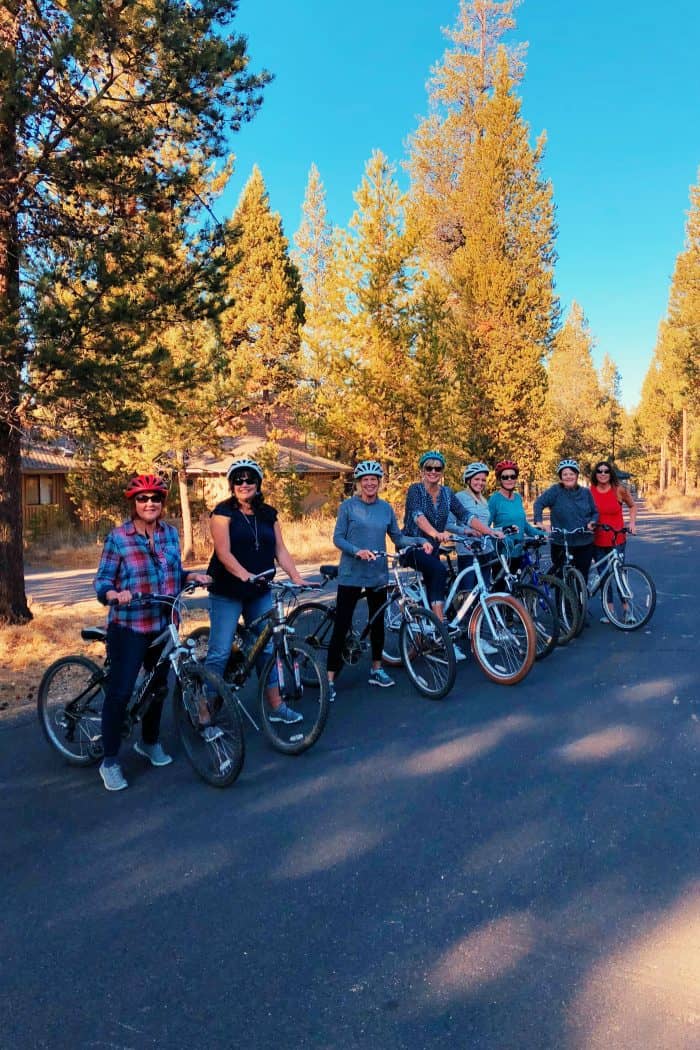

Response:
(0, 0), (269, 623)
(218, 166), (305, 417)
(546, 302), (604, 467)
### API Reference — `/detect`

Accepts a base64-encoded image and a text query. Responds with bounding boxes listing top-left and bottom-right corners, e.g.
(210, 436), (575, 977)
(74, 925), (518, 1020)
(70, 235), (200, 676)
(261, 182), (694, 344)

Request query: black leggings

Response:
(550, 543), (594, 580)
(327, 585), (388, 674)
(102, 624), (169, 760)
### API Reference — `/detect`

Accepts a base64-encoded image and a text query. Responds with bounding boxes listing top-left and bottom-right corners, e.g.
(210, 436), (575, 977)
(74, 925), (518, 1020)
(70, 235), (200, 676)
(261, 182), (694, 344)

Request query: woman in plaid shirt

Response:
(93, 474), (210, 791)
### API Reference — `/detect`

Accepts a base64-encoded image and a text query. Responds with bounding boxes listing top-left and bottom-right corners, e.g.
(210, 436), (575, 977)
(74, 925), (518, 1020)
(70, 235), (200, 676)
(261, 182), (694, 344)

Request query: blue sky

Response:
(218, 0), (700, 409)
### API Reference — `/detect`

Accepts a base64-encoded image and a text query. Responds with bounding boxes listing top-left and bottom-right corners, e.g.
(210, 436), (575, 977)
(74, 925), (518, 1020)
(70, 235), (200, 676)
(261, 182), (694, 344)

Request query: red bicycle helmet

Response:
(494, 460), (519, 478)
(124, 473), (169, 499)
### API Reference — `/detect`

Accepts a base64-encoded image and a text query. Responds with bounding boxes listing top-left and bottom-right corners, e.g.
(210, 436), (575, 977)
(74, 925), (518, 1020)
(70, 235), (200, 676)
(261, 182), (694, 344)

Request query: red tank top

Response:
(592, 486), (624, 547)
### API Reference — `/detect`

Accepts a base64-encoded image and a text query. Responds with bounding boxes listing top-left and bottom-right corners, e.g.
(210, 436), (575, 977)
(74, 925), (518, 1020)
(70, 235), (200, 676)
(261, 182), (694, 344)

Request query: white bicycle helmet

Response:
(462, 461), (490, 483)
(226, 457), (264, 482)
(354, 459), (384, 479)
(556, 458), (580, 476)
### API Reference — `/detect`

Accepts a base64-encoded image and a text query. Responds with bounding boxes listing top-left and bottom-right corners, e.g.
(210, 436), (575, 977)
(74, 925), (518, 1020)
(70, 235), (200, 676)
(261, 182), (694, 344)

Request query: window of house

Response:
(25, 475), (54, 505)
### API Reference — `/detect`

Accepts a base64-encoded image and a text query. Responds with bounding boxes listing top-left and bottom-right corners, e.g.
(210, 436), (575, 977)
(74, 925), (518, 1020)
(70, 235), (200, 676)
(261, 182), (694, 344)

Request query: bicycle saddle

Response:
(320, 565), (339, 579)
(81, 627), (107, 643)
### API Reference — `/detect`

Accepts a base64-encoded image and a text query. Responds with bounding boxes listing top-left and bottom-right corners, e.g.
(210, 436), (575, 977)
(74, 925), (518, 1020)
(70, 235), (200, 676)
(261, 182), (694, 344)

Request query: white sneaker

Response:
(480, 639), (499, 655)
(453, 643), (468, 663)
(99, 762), (128, 791)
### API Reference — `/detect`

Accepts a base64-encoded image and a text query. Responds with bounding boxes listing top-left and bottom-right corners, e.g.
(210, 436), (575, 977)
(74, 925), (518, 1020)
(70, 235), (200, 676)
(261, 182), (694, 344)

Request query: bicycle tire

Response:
(512, 582), (558, 660)
(539, 574), (579, 645)
(258, 640), (330, 754)
(286, 601), (338, 683)
(601, 563), (656, 630)
(469, 594), (536, 685)
(173, 663), (245, 788)
(399, 606), (456, 700)
(37, 655), (106, 766)
(563, 566), (588, 636)
(381, 594), (403, 666)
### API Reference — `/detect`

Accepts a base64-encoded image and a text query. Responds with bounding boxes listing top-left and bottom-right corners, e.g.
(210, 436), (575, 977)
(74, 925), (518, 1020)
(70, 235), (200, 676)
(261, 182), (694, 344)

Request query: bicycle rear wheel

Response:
(258, 640), (330, 754)
(564, 566), (588, 636)
(37, 655), (106, 765)
(538, 575), (579, 645)
(512, 582), (558, 660)
(399, 606), (456, 700)
(469, 594), (536, 685)
(173, 663), (245, 788)
(286, 601), (337, 683)
(601, 563), (656, 630)
(381, 594), (403, 666)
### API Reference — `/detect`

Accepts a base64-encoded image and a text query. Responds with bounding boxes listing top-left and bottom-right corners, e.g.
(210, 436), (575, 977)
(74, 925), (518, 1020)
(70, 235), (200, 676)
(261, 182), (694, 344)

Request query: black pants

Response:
(550, 543), (594, 580)
(327, 585), (388, 674)
(102, 624), (169, 760)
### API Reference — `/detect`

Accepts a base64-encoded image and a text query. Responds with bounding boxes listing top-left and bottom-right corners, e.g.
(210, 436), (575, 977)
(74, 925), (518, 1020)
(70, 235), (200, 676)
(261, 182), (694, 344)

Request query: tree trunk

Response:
(0, 4), (31, 624)
(659, 435), (667, 493)
(177, 469), (194, 562)
(682, 406), (688, 495)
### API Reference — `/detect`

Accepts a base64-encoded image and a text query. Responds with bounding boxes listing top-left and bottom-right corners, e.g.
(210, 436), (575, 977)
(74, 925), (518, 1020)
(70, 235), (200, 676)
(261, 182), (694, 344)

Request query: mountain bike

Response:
(490, 537), (559, 659)
(37, 586), (244, 788)
(187, 572), (331, 753)
(587, 525), (656, 629)
(286, 550), (456, 700)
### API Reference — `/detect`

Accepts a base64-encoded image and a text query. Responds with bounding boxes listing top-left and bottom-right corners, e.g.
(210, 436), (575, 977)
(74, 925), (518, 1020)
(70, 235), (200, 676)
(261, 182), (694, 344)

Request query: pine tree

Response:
(218, 166), (305, 417)
(0, 0), (269, 623)
(546, 302), (604, 469)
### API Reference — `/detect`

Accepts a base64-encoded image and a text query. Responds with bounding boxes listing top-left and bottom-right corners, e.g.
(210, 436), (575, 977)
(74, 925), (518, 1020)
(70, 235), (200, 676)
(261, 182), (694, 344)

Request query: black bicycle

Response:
(37, 586), (245, 788)
(187, 572), (331, 754)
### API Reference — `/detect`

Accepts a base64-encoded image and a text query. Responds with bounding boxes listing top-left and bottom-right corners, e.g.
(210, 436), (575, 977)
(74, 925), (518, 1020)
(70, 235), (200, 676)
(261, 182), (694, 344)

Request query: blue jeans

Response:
(204, 591), (274, 691)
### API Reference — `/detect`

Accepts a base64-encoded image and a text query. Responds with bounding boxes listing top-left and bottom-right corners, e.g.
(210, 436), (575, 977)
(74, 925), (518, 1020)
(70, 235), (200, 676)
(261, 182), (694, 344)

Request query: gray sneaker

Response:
(327, 681), (337, 703)
(134, 741), (173, 767)
(99, 762), (128, 791)
(368, 668), (395, 688)
(268, 702), (303, 724)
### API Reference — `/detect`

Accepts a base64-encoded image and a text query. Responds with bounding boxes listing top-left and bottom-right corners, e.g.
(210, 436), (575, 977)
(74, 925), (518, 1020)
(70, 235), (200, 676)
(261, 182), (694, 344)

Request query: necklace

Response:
(239, 509), (259, 551)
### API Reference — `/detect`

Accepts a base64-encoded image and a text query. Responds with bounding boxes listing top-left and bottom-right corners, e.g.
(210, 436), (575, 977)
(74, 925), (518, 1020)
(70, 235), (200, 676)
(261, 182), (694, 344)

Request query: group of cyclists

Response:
(91, 451), (638, 790)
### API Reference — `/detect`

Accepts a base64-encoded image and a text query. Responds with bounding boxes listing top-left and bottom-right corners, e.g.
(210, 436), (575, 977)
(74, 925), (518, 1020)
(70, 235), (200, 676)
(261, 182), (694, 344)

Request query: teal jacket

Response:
(488, 490), (542, 557)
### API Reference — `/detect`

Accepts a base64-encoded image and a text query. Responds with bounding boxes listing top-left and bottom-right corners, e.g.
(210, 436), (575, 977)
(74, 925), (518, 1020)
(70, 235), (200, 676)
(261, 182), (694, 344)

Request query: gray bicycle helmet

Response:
(226, 457), (264, 482)
(462, 461), (490, 483)
(556, 458), (580, 476)
(354, 459), (384, 479)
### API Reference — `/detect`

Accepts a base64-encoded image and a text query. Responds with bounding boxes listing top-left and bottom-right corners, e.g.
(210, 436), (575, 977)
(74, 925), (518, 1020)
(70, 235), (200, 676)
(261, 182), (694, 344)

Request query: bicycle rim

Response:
(399, 607), (456, 700)
(259, 641), (329, 754)
(174, 664), (245, 787)
(37, 656), (106, 765)
(514, 583), (558, 660)
(601, 563), (656, 630)
(469, 595), (536, 685)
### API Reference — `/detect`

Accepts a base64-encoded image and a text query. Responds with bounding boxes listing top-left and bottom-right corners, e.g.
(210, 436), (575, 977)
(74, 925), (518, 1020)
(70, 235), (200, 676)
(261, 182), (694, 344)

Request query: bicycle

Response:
(587, 525), (656, 629)
(546, 527), (591, 636)
(286, 550), (457, 701)
(187, 572), (331, 753)
(506, 535), (580, 646)
(37, 585), (244, 788)
(490, 536), (559, 659)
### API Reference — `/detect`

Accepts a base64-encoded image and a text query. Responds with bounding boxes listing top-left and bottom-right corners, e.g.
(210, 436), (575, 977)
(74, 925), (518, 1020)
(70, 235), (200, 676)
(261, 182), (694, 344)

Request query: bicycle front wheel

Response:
(399, 607), (456, 700)
(174, 663), (245, 788)
(469, 595), (536, 685)
(563, 566), (588, 636)
(259, 640), (330, 754)
(512, 583), (558, 660)
(601, 563), (656, 630)
(37, 655), (106, 765)
(286, 601), (337, 683)
(381, 594), (403, 666)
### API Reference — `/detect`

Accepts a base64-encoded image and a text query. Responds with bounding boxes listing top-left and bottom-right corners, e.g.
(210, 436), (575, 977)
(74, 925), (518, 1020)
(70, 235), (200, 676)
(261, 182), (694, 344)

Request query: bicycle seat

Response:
(81, 627), (107, 643)
(320, 565), (339, 579)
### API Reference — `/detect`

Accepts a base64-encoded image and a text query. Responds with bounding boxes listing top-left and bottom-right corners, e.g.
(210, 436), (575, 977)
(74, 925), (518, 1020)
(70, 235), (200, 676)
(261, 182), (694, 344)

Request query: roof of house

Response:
(20, 441), (82, 473)
(187, 436), (351, 476)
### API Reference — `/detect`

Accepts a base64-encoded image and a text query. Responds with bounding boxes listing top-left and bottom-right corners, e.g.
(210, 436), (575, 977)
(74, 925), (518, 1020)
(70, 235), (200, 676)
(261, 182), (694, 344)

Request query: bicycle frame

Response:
(587, 526), (631, 600)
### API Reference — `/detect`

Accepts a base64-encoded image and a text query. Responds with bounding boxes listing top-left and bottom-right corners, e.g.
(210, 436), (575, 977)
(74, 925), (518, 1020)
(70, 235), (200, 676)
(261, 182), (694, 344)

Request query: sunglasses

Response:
(231, 474), (258, 486)
(500, 474), (518, 481)
(596, 468), (611, 474)
(423, 464), (444, 473)
(134, 493), (164, 504)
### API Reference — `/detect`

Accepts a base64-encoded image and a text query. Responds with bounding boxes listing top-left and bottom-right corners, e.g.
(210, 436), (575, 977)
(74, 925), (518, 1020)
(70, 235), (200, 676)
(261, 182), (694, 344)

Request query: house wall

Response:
(22, 473), (79, 535)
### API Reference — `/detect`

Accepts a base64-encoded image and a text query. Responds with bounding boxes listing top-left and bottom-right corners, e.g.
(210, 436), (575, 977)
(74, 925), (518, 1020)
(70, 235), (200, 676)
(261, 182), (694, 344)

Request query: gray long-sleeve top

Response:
(333, 496), (412, 587)
(533, 483), (598, 546)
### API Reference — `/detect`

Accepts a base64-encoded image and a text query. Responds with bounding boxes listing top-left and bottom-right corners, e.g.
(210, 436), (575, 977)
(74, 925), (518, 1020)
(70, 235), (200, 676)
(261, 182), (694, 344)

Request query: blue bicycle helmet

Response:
(354, 459), (384, 479)
(556, 458), (580, 476)
(419, 450), (445, 468)
(462, 461), (490, 484)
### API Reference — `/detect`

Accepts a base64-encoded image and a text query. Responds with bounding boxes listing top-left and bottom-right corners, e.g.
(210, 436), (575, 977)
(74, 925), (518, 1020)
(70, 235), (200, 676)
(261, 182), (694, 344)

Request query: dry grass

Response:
(644, 491), (700, 517)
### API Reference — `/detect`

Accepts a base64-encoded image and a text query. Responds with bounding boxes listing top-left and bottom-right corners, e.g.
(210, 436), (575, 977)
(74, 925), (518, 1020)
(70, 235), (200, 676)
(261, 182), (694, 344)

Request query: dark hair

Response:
(591, 461), (619, 488)
(229, 486), (276, 522)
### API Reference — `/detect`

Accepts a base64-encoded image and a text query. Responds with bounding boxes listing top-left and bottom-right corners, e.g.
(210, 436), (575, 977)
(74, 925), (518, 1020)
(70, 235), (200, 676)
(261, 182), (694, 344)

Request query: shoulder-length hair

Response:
(591, 461), (619, 488)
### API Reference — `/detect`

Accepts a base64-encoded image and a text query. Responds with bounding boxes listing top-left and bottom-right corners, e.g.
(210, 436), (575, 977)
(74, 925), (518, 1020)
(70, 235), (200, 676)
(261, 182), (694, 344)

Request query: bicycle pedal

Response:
(201, 725), (224, 742)
(219, 757), (232, 775)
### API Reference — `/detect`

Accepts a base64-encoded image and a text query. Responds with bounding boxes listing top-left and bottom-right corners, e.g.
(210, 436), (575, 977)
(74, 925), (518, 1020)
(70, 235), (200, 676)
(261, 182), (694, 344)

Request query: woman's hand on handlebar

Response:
(106, 588), (132, 606)
(355, 549), (377, 561)
(187, 572), (212, 587)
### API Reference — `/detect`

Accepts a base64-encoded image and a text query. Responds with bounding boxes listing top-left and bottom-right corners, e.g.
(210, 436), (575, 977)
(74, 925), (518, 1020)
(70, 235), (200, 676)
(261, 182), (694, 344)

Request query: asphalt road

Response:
(3, 511), (699, 1049)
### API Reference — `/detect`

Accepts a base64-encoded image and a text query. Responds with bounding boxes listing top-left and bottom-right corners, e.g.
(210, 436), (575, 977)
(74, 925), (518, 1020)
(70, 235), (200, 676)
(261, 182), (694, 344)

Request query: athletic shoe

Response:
(453, 643), (468, 662)
(201, 725), (224, 742)
(134, 741), (173, 767)
(600, 615), (610, 624)
(269, 702), (303, 724)
(327, 681), (337, 703)
(478, 640), (498, 656)
(368, 668), (395, 688)
(99, 762), (128, 792)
